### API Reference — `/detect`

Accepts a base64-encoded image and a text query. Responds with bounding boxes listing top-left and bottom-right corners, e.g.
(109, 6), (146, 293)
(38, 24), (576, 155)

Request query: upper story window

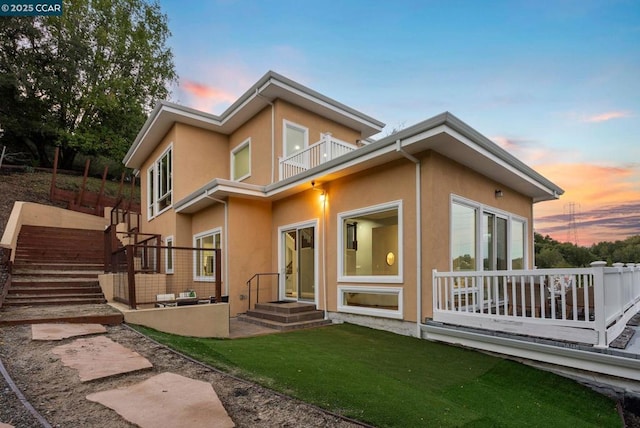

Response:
(283, 120), (308, 158)
(451, 196), (528, 271)
(231, 138), (251, 181)
(147, 145), (172, 219)
(338, 201), (403, 283)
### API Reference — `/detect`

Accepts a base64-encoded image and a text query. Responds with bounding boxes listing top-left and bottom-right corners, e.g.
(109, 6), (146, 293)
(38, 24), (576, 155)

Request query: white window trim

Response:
(450, 194), (528, 271)
(147, 143), (173, 220)
(338, 285), (404, 319)
(277, 219), (319, 303)
(231, 138), (251, 181)
(337, 200), (403, 284)
(193, 227), (222, 282)
(282, 119), (309, 157)
(146, 165), (154, 219)
(164, 235), (174, 274)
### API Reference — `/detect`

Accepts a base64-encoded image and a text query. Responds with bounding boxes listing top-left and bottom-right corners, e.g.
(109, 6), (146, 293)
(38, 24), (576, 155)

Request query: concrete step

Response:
(254, 301), (319, 314)
(237, 314), (332, 332)
(11, 278), (100, 286)
(4, 295), (107, 306)
(246, 308), (325, 323)
(11, 270), (102, 278)
(8, 285), (103, 295)
(0, 304), (123, 326)
(12, 262), (104, 271)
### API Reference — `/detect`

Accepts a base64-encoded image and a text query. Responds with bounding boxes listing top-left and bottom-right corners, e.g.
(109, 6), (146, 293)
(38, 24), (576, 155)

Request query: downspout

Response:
(322, 191), (328, 320)
(396, 140), (422, 338)
(205, 195), (229, 298)
(255, 89), (276, 184)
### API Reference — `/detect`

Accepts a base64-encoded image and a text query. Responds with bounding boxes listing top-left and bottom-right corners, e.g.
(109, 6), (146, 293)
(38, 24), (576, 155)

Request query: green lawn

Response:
(134, 323), (620, 427)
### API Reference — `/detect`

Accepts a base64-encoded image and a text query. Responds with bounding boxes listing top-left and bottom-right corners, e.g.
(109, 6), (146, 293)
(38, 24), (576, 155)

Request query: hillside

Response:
(0, 170), (140, 239)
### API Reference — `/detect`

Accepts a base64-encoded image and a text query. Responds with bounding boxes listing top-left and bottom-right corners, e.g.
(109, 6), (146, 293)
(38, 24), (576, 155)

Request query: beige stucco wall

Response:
(321, 159), (418, 321)
(271, 189), (326, 306)
(275, 100), (362, 150)
(229, 106), (272, 186)
(173, 123), (229, 202)
(420, 151), (534, 320)
(227, 198), (273, 315)
(122, 303), (230, 338)
(0, 202), (109, 261)
(132, 100), (539, 328)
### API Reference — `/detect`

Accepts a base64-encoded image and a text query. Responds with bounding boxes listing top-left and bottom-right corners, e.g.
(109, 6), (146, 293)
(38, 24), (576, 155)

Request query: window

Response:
(338, 201), (402, 283)
(451, 197), (527, 271)
(165, 236), (174, 274)
(511, 219), (526, 269)
(283, 120), (308, 158)
(338, 286), (403, 319)
(451, 203), (476, 271)
(231, 138), (251, 181)
(194, 228), (221, 281)
(147, 146), (172, 219)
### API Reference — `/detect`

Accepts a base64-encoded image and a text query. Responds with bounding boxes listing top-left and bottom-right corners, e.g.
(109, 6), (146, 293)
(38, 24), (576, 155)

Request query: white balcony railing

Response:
(279, 133), (357, 180)
(431, 262), (640, 348)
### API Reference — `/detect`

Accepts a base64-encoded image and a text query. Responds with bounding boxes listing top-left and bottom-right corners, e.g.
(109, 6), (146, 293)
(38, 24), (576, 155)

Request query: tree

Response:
(0, 0), (176, 169)
(534, 232), (640, 267)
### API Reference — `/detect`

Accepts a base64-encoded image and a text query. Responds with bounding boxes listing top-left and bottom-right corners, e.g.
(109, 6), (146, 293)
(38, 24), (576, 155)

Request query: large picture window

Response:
(451, 197), (527, 271)
(147, 146), (172, 219)
(338, 201), (403, 283)
(231, 138), (251, 181)
(194, 228), (221, 281)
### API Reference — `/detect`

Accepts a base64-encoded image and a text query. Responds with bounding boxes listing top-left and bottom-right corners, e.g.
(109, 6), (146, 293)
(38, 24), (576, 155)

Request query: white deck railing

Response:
(279, 133), (356, 180)
(431, 262), (640, 348)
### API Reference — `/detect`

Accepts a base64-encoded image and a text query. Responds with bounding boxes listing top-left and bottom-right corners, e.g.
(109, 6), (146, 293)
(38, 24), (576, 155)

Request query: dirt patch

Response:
(0, 324), (364, 427)
(0, 171), (66, 239)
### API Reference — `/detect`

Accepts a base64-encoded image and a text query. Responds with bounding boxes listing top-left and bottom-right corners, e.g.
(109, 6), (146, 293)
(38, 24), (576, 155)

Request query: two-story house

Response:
(123, 70), (564, 334)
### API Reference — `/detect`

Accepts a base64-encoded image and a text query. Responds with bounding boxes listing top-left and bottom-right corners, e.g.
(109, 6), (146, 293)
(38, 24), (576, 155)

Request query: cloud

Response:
(533, 162), (640, 245)
(491, 135), (554, 164)
(534, 202), (640, 246)
(583, 110), (633, 123)
(181, 80), (237, 105)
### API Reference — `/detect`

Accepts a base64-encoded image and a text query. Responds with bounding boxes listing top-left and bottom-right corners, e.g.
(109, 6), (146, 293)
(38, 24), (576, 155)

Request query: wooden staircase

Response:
(239, 301), (331, 331)
(5, 226), (107, 306)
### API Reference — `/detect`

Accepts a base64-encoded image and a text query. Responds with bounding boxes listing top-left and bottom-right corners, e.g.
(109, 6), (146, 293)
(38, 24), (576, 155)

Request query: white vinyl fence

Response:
(432, 261), (640, 347)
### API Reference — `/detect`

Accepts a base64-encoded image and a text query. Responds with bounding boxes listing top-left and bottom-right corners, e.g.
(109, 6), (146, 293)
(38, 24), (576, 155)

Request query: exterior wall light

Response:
(495, 189), (504, 198)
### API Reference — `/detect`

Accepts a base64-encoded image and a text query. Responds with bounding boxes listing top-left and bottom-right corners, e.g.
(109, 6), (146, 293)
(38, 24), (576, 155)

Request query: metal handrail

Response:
(246, 272), (280, 311)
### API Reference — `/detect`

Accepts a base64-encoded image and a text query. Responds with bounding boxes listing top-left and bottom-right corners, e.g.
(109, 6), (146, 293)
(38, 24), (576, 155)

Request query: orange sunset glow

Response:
(534, 163), (640, 246)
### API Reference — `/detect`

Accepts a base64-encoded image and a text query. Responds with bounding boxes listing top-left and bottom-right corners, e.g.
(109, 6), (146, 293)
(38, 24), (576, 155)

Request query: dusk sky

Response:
(159, 0), (639, 246)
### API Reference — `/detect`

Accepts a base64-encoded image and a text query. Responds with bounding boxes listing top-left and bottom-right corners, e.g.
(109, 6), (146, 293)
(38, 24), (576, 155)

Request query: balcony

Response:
(430, 262), (640, 348)
(279, 133), (357, 180)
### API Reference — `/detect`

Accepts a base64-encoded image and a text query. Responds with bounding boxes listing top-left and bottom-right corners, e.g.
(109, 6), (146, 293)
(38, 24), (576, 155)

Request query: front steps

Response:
(239, 301), (331, 331)
(3, 225), (108, 308)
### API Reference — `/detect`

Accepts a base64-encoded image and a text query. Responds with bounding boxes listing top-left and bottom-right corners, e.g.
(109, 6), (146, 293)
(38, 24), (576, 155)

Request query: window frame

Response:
(450, 195), (528, 271)
(337, 200), (403, 284)
(146, 144), (173, 220)
(193, 227), (222, 282)
(282, 119), (309, 158)
(338, 285), (404, 319)
(164, 235), (174, 274)
(231, 138), (251, 181)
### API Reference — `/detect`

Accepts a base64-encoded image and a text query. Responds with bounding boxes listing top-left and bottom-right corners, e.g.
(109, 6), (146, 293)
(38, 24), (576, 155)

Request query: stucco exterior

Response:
(123, 71), (562, 335)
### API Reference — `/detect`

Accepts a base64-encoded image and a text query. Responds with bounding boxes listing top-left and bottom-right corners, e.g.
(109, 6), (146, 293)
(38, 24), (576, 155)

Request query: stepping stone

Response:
(86, 372), (235, 428)
(32, 323), (106, 340)
(52, 336), (152, 382)
(0, 422), (15, 428)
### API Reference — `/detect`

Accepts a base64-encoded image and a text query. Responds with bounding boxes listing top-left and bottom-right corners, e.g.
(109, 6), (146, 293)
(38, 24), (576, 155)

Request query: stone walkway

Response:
(2, 323), (236, 428)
